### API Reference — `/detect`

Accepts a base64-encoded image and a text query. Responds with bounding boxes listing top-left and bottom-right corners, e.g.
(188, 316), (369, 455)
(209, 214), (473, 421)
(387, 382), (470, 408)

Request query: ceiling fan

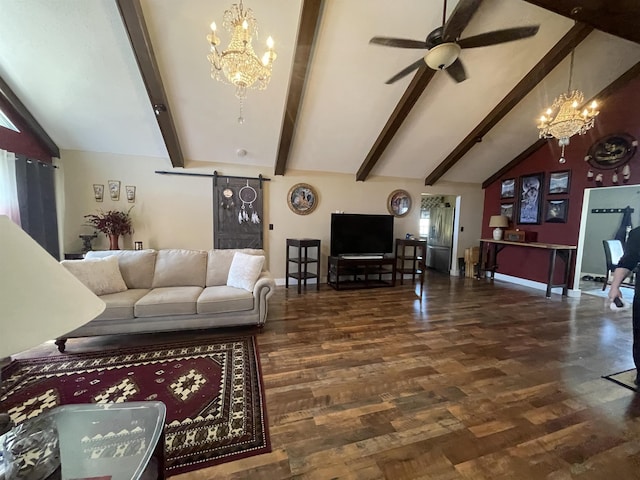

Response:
(370, 0), (539, 84)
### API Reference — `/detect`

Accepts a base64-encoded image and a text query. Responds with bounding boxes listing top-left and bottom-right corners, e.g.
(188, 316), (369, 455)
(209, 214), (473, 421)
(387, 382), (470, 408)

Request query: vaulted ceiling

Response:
(0, 0), (639, 186)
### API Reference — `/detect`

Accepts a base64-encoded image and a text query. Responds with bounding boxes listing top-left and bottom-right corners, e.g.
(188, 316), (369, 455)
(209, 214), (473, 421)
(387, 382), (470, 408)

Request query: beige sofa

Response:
(57, 248), (275, 351)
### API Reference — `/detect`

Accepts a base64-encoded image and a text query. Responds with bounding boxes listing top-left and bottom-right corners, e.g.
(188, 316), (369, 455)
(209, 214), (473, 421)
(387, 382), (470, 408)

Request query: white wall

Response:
(59, 150), (485, 281)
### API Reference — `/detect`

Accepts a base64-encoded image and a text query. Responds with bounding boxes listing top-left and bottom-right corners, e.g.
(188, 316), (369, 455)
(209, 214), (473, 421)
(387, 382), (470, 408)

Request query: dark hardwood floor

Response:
(12, 272), (640, 479)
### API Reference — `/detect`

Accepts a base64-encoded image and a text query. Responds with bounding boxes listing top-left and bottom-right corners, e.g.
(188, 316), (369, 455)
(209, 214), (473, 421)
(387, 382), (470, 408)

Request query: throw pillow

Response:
(226, 252), (265, 291)
(61, 256), (128, 296)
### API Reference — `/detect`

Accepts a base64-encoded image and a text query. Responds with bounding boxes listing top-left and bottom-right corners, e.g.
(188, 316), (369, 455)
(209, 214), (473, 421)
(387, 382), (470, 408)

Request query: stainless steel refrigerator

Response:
(426, 205), (455, 273)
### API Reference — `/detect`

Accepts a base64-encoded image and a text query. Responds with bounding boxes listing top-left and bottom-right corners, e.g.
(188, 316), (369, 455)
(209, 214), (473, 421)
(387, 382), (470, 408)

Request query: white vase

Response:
(493, 228), (503, 240)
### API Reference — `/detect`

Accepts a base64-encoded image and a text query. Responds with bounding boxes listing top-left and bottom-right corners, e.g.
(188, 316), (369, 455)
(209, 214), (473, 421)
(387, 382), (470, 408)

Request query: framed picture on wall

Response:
(287, 183), (318, 215)
(517, 172), (544, 224)
(545, 199), (569, 223)
(93, 184), (104, 202)
(548, 170), (570, 195)
(387, 189), (412, 217)
(500, 178), (515, 199)
(108, 180), (121, 201)
(500, 203), (514, 221)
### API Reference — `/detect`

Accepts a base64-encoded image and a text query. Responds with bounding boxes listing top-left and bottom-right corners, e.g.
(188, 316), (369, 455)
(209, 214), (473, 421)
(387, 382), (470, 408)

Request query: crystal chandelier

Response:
(207, 0), (276, 123)
(537, 49), (599, 163)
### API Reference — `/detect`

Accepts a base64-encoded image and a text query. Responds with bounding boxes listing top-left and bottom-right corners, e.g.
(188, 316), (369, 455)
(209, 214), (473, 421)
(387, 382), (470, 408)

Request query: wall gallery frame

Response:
(125, 185), (136, 203)
(545, 199), (569, 223)
(500, 203), (514, 221)
(517, 172), (543, 225)
(500, 178), (515, 199)
(93, 184), (104, 202)
(548, 170), (570, 195)
(108, 180), (121, 201)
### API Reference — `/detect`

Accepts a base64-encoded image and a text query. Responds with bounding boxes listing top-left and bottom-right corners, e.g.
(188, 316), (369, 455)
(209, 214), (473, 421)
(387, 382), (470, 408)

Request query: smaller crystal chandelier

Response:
(207, 0), (276, 123)
(537, 49), (599, 163)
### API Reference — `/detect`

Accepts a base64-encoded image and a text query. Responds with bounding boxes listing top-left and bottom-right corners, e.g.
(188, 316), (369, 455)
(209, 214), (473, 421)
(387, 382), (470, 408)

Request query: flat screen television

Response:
(330, 213), (394, 257)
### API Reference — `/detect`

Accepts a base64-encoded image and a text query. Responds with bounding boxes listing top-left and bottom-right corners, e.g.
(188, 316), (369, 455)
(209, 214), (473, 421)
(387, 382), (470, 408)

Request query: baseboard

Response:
(492, 273), (565, 296)
(276, 278), (320, 286)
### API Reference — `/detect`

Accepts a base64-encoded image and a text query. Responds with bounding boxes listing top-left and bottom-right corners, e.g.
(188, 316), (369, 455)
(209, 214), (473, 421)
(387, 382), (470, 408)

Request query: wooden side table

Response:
(395, 238), (427, 293)
(286, 238), (320, 293)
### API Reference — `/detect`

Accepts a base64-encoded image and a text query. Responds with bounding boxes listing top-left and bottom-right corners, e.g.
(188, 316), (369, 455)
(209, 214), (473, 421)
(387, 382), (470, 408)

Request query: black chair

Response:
(602, 239), (633, 291)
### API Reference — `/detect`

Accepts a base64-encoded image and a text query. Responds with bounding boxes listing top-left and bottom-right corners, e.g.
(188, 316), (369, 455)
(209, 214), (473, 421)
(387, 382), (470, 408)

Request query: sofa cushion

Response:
(152, 249), (207, 288)
(94, 289), (150, 320)
(134, 286), (203, 317)
(85, 249), (157, 289)
(206, 248), (265, 286)
(227, 252), (265, 291)
(61, 256), (128, 296)
(197, 286), (254, 314)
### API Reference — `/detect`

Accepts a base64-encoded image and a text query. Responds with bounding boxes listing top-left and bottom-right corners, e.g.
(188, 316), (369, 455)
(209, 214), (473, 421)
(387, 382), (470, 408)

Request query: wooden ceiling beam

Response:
(523, 0), (640, 45)
(274, 0), (323, 176)
(424, 23), (592, 186)
(116, 0), (184, 168)
(0, 74), (59, 159)
(482, 60), (640, 189)
(356, 0), (482, 182)
(482, 139), (548, 189)
(356, 68), (436, 181)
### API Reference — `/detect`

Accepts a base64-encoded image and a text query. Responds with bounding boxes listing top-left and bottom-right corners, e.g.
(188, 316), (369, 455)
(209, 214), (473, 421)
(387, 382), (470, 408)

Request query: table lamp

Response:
(0, 215), (105, 478)
(0, 215), (105, 362)
(489, 215), (509, 240)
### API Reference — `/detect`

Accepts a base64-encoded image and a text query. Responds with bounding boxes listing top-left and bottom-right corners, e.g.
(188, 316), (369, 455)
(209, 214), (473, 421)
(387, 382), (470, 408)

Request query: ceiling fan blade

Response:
(442, 0), (482, 42)
(370, 37), (428, 49)
(446, 58), (467, 83)
(385, 58), (425, 84)
(457, 26), (540, 49)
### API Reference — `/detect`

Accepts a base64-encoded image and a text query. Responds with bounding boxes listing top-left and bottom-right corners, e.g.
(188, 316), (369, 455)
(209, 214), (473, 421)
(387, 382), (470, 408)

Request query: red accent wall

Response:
(482, 74), (640, 285)
(0, 97), (52, 163)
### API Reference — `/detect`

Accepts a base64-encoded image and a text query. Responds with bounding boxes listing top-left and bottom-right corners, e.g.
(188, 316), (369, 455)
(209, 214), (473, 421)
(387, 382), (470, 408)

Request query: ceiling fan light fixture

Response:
(424, 43), (461, 70)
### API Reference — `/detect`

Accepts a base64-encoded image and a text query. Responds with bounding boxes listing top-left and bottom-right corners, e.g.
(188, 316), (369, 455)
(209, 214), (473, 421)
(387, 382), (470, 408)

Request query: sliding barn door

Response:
(213, 175), (264, 249)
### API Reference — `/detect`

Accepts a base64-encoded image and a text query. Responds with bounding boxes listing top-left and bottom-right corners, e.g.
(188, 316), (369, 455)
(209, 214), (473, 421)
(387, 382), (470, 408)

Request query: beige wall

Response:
(59, 150), (484, 281)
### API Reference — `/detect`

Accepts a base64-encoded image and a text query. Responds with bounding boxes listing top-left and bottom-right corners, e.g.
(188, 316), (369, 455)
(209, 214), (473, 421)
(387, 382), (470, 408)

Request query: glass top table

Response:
(2, 401), (166, 480)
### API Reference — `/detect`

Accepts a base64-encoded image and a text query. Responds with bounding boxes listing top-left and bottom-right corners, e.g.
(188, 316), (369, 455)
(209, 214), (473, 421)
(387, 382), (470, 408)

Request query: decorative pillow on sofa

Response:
(227, 252), (265, 291)
(61, 256), (128, 296)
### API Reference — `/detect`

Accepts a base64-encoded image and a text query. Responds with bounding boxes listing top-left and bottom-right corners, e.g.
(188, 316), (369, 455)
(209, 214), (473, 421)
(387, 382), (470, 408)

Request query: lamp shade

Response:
(0, 216), (105, 359)
(489, 215), (509, 228)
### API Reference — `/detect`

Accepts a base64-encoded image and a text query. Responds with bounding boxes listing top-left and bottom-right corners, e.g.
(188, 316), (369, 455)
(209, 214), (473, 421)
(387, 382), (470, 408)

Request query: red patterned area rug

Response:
(0, 336), (270, 476)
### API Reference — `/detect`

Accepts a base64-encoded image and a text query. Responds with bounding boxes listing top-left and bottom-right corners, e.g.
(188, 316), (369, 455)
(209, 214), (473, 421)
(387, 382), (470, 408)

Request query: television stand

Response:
(327, 255), (395, 290)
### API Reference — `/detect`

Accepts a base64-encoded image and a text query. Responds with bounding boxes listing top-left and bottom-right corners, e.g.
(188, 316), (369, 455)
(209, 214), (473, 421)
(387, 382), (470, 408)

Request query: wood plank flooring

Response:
(13, 272), (640, 479)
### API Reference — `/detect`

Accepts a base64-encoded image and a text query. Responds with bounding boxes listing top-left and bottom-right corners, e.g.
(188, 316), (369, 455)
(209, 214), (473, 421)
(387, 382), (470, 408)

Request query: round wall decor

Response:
(387, 189), (411, 217)
(585, 133), (637, 170)
(287, 183), (318, 215)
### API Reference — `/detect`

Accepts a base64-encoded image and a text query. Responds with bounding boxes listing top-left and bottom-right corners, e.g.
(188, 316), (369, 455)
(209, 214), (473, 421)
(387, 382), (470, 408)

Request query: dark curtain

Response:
(14, 155), (60, 259)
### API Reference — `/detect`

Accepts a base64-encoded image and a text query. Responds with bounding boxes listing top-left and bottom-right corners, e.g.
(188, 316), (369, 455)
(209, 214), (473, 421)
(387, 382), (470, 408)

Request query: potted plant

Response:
(84, 208), (133, 250)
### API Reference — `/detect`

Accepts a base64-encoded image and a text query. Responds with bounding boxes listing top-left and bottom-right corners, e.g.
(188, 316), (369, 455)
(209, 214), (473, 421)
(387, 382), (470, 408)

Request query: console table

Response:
(327, 256), (395, 290)
(477, 238), (576, 297)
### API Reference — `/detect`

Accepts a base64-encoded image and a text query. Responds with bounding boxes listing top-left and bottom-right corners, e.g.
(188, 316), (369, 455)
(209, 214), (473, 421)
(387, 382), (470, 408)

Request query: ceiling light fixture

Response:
(207, 0), (276, 124)
(537, 48), (599, 163)
(424, 43), (460, 70)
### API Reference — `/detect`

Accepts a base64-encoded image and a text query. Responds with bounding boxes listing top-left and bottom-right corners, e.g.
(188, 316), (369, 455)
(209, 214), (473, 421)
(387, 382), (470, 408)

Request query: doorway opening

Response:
(575, 184), (640, 295)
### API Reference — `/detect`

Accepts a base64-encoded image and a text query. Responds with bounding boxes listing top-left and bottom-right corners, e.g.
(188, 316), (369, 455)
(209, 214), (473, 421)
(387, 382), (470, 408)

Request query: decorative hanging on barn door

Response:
(213, 172), (266, 249)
